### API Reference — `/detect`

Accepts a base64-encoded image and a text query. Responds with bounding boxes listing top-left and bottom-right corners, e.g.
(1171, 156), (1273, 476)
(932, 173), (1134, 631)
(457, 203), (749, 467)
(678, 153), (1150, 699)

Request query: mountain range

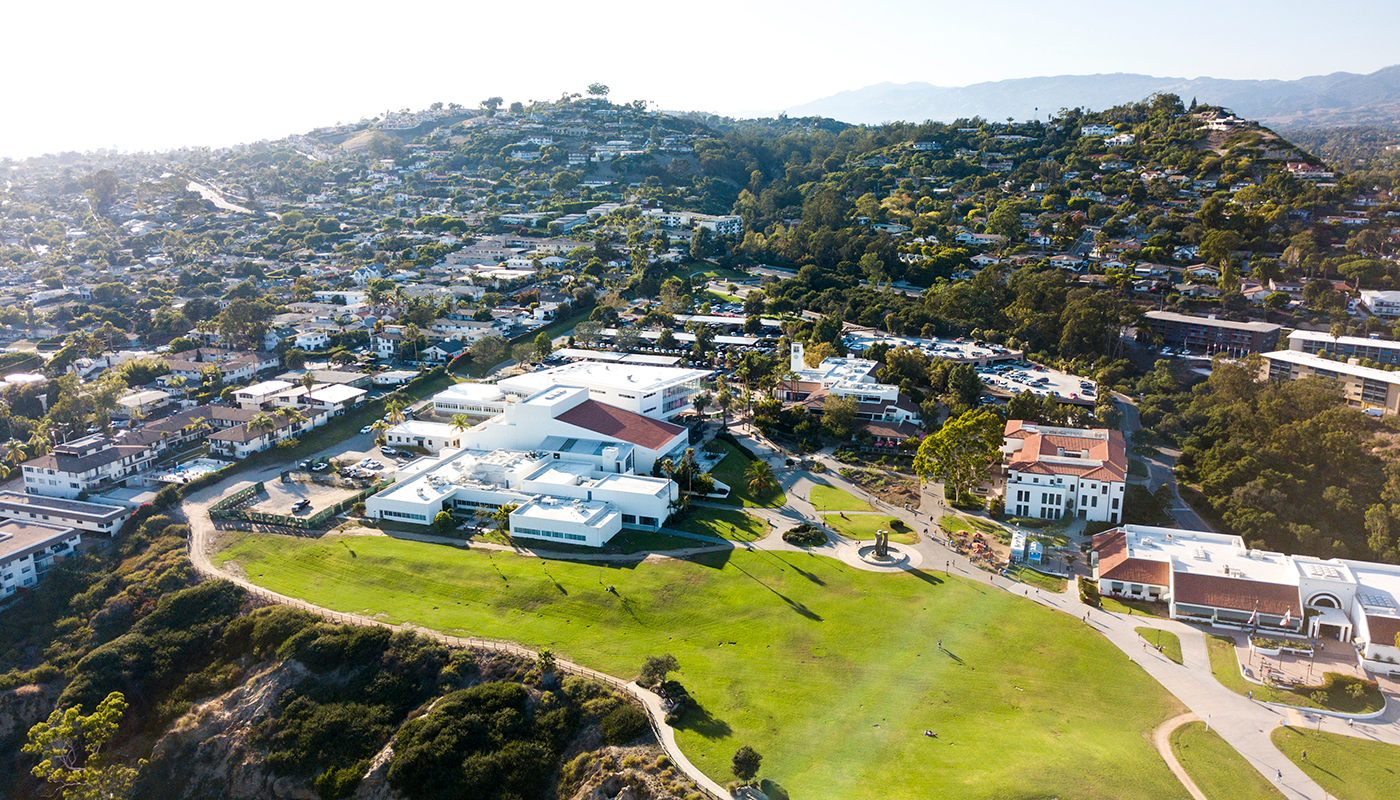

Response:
(782, 66), (1400, 129)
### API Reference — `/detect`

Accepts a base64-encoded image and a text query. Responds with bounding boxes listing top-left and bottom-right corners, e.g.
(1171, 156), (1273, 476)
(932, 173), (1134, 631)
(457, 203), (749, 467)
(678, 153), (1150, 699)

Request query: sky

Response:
(5, 0), (1399, 159)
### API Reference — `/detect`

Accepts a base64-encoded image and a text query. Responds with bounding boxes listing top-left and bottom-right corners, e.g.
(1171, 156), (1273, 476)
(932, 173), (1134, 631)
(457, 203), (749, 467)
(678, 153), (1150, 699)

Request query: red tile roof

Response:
(1094, 529), (1171, 586)
(556, 399), (685, 451)
(1004, 422), (1127, 482)
(1173, 572), (1301, 616)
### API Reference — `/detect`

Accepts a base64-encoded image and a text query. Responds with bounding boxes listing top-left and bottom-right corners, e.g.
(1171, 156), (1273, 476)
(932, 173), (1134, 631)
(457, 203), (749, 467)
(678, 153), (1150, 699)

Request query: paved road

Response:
(1116, 396), (1213, 531)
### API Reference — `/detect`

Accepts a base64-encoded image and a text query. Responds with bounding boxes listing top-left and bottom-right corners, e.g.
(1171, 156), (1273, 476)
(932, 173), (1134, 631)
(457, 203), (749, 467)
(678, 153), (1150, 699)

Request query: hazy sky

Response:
(5, 0), (1398, 159)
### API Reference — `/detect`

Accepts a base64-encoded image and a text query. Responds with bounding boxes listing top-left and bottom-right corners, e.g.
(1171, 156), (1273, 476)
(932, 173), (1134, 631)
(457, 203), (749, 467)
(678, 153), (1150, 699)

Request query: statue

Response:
(875, 529), (889, 558)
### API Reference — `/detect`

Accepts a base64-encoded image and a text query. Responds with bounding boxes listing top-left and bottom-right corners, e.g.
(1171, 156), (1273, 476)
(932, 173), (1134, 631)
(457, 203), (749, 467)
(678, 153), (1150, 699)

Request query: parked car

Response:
(360, 425), (373, 434)
(380, 445), (398, 456)
(292, 499), (312, 511)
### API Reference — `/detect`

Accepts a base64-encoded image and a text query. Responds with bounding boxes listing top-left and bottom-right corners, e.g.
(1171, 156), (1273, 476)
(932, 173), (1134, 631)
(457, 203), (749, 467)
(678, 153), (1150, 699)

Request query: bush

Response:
(637, 654), (679, 689)
(782, 523), (826, 547)
(950, 493), (985, 511)
(601, 703), (649, 745)
(1078, 576), (1101, 607)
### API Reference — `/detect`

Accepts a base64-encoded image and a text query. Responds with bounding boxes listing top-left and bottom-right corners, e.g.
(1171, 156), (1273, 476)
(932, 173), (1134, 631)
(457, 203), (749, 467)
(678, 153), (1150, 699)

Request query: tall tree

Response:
(914, 408), (1004, 502)
(24, 691), (145, 800)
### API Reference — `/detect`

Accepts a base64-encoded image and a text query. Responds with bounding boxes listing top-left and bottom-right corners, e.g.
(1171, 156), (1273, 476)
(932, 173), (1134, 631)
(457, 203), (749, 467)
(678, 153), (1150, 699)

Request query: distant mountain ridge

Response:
(783, 67), (1400, 129)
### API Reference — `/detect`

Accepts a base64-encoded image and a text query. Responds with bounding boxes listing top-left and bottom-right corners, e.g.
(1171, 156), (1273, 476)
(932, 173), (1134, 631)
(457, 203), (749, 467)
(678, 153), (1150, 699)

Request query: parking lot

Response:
(246, 479), (364, 518)
(979, 362), (1098, 406)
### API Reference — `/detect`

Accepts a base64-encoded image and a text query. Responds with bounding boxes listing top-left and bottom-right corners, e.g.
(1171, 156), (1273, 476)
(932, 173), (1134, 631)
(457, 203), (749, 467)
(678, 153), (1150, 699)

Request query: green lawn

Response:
(1135, 627), (1183, 664)
(1102, 596), (1171, 619)
(1005, 565), (1068, 594)
(939, 514), (1003, 538)
(808, 484), (872, 512)
(707, 439), (786, 508)
(217, 533), (1190, 800)
(1204, 635), (1384, 714)
(1272, 727), (1400, 800)
(667, 506), (768, 541)
(822, 513), (918, 545)
(1171, 721), (1284, 799)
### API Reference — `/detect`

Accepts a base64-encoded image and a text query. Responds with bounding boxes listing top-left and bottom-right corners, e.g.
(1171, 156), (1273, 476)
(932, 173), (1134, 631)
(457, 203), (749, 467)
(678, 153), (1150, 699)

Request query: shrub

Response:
(276, 437), (301, 450)
(601, 703), (649, 745)
(637, 654), (679, 689)
(1078, 576), (1101, 607)
(782, 523), (826, 547)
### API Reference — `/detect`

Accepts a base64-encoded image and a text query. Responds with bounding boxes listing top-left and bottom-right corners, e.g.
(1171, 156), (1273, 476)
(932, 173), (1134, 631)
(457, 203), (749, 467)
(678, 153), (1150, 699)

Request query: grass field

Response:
(939, 514), (1004, 539)
(808, 484), (872, 512)
(668, 507), (768, 541)
(1205, 635), (1384, 714)
(1004, 565), (1068, 594)
(1171, 721), (1285, 799)
(821, 513), (918, 545)
(216, 532), (1191, 800)
(1272, 727), (1400, 800)
(1135, 627), (1183, 664)
(707, 439), (787, 509)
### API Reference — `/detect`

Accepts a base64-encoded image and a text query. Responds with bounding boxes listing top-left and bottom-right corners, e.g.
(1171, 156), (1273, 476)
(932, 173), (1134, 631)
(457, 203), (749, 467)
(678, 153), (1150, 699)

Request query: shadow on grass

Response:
(904, 568), (944, 588)
(759, 779), (791, 800)
(939, 647), (973, 669)
(672, 702), (733, 739)
(730, 562), (823, 622)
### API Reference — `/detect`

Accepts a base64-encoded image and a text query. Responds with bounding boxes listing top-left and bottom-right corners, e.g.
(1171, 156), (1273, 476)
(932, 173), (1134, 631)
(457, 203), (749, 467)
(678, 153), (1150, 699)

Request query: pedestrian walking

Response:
(1276, 770), (1282, 780)
(1301, 750), (1307, 761)
(1248, 690), (1253, 700)
(937, 639), (942, 649)
(1349, 718), (1355, 728)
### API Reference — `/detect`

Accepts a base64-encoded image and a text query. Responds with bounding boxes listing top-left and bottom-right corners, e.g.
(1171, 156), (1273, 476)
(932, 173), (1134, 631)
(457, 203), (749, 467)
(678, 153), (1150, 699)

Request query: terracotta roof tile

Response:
(1094, 529), (1170, 586)
(556, 399), (685, 451)
(1173, 572), (1301, 616)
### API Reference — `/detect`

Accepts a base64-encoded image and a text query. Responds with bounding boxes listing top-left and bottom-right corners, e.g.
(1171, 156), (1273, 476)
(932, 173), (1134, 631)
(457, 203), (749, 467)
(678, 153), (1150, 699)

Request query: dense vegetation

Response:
(1143, 356), (1400, 562)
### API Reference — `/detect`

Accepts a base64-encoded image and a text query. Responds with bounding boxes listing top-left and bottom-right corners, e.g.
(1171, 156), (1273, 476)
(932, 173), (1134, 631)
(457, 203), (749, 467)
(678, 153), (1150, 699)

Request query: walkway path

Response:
(184, 420), (1400, 800)
(1153, 713), (1209, 800)
(181, 458), (730, 798)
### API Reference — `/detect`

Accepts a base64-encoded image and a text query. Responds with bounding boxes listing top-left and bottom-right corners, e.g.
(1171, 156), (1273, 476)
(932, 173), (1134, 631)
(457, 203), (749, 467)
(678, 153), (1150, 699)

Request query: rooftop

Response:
(512, 496), (619, 528)
(556, 399), (686, 451)
(1144, 310), (1282, 333)
(1261, 350), (1400, 385)
(500, 361), (710, 395)
(0, 518), (78, 562)
(0, 490), (129, 524)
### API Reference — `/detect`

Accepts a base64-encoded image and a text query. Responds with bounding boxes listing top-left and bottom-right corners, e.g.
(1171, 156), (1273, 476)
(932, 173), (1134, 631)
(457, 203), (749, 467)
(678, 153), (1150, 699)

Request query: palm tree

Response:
(405, 323), (421, 362)
(370, 419), (390, 444)
(301, 371), (317, 391)
(451, 414), (472, 433)
(384, 400), (407, 425)
(249, 412), (277, 438)
(5, 440), (26, 464)
(745, 460), (776, 496)
(277, 406), (308, 431)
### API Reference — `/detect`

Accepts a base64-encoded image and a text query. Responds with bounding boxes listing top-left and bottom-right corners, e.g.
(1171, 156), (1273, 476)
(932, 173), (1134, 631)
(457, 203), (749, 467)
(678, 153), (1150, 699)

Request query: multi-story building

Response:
(1260, 350), (1400, 416)
(0, 519), (83, 603)
(367, 386), (685, 547)
(1144, 310), (1281, 354)
(1003, 421), (1126, 523)
(1092, 525), (1400, 675)
(1359, 290), (1400, 318)
(0, 491), (131, 536)
(494, 362), (711, 421)
(1287, 330), (1400, 366)
(21, 434), (157, 500)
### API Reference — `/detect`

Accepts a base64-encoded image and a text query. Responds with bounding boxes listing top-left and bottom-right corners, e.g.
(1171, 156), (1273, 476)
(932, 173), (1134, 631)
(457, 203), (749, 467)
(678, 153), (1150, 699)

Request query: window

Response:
(622, 514), (636, 524)
(639, 516), (658, 527)
(1112, 498), (1120, 510)
(1101, 485), (1108, 495)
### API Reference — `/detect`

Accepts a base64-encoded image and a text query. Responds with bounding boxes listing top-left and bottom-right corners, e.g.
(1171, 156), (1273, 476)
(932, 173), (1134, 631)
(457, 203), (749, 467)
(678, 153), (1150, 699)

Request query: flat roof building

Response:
(1092, 525), (1400, 674)
(1287, 330), (1400, 366)
(1144, 310), (1281, 355)
(496, 362), (711, 420)
(1260, 350), (1400, 416)
(0, 491), (131, 536)
(0, 519), (82, 602)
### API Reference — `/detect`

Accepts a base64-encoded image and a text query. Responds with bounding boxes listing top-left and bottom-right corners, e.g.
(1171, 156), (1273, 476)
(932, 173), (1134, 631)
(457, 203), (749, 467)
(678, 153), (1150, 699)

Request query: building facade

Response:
(1260, 350), (1400, 416)
(1003, 421), (1126, 523)
(0, 519), (82, 602)
(1144, 311), (1281, 354)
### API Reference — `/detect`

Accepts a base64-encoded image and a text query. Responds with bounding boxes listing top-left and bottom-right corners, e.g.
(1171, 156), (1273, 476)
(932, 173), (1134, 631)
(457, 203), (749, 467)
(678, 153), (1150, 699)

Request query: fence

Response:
(209, 482), (263, 515)
(211, 480), (390, 530)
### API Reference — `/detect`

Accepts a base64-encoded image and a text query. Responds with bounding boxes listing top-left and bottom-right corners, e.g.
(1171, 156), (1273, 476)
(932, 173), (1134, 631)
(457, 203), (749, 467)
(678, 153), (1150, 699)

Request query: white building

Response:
(495, 362), (711, 421)
(1359, 290), (1400, 318)
(1092, 525), (1400, 675)
(1003, 421), (1126, 523)
(385, 421), (464, 454)
(366, 387), (684, 547)
(781, 343), (900, 404)
(432, 382), (512, 418)
(208, 408), (330, 459)
(0, 491), (131, 536)
(0, 519), (83, 603)
(1081, 124), (1117, 137)
(21, 435), (157, 500)
(294, 330), (331, 350)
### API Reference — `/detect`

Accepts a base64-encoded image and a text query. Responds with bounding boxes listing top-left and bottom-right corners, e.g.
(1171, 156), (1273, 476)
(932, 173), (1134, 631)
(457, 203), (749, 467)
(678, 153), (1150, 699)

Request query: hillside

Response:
(783, 66), (1400, 128)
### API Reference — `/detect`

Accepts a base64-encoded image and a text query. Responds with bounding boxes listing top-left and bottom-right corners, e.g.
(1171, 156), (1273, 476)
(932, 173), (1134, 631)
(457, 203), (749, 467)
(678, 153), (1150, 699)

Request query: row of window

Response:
(620, 514), (660, 527)
(514, 526), (588, 542)
(380, 510), (427, 521)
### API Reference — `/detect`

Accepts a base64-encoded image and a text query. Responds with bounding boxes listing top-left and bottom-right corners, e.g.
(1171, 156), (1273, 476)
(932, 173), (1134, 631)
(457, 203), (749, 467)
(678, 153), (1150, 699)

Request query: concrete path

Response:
(181, 446), (730, 799)
(1153, 713), (1209, 800)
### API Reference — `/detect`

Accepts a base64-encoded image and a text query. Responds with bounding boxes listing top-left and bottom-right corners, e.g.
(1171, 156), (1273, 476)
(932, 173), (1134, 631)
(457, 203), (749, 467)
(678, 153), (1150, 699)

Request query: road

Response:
(1116, 395), (1214, 531)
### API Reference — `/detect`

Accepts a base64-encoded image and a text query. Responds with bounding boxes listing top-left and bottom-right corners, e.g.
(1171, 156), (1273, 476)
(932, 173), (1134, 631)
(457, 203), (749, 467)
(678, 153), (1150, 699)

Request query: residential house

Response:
(0, 520), (83, 603)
